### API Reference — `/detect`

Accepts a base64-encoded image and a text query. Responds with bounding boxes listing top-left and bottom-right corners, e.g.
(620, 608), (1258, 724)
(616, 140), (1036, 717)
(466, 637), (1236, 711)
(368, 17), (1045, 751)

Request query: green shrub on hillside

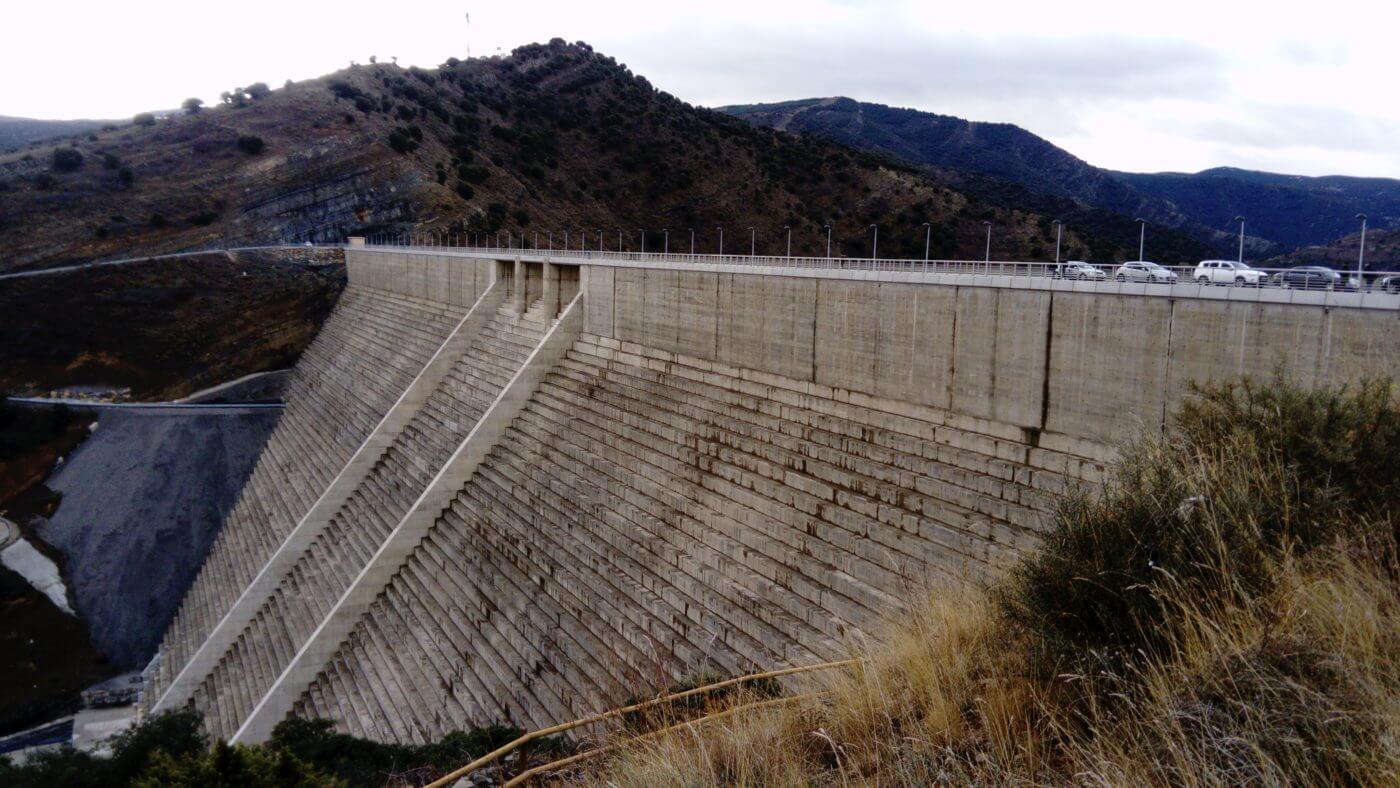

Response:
(51, 148), (83, 173)
(1002, 377), (1400, 672)
(236, 136), (265, 155)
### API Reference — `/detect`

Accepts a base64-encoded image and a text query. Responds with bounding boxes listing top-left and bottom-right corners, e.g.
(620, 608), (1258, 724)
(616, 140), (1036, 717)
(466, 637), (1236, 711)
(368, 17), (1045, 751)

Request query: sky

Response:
(2, 0), (1397, 178)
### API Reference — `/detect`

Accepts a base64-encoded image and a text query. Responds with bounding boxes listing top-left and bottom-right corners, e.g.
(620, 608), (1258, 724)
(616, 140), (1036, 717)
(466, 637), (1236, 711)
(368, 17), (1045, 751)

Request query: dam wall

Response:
(152, 247), (1397, 744)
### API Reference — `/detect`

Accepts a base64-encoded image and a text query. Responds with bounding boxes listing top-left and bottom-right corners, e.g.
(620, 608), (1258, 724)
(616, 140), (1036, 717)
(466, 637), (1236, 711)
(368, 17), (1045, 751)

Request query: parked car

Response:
(1193, 259), (1265, 286)
(1347, 272), (1400, 293)
(1114, 260), (1178, 283)
(1056, 260), (1106, 280)
(1271, 265), (1341, 290)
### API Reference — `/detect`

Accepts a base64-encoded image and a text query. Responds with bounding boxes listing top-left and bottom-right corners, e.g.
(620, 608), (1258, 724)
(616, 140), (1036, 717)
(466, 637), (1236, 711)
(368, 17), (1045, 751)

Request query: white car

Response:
(1056, 260), (1107, 280)
(1114, 260), (1178, 284)
(1194, 259), (1265, 286)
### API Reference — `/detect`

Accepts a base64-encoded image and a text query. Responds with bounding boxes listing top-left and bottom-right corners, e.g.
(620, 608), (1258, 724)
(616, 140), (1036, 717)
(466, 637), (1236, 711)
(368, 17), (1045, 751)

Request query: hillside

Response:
(0, 249), (344, 399)
(1, 41), (1157, 274)
(0, 116), (112, 153)
(1263, 227), (1399, 271)
(722, 97), (1400, 252)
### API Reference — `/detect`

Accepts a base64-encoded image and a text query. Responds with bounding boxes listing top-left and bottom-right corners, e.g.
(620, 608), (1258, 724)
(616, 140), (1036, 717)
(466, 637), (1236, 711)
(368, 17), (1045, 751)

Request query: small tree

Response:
(51, 147), (83, 172)
(181, 97), (204, 114)
(245, 82), (270, 100)
(133, 112), (157, 127)
(236, 135), (265, 154)
(118, 166), (135, 188)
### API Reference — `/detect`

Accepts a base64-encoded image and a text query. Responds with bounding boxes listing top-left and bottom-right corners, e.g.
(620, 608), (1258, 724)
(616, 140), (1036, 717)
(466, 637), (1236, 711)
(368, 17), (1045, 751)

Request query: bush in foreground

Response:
(0, 712), (545, 786)
(586, 377), (1400, 786)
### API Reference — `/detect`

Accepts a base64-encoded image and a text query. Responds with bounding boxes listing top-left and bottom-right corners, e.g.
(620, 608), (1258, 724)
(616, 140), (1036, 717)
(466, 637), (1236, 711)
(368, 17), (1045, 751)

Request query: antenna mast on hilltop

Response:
(465, 11), (471, 59)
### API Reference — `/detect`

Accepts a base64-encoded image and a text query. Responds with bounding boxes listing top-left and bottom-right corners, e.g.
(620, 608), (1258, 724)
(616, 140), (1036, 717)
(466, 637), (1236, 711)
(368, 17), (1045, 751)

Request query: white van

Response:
(1194, 260), (1265, 286)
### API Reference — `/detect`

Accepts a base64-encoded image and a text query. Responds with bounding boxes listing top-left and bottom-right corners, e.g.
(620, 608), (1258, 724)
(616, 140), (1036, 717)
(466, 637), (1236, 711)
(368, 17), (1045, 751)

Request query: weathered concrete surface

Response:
(39, 407), (279, 667)
(156, 249), (1397, 743)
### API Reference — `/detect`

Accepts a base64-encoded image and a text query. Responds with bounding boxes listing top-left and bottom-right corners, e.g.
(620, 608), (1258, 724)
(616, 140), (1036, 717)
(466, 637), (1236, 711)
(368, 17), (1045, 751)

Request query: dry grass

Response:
(572, 379), (1400, 786)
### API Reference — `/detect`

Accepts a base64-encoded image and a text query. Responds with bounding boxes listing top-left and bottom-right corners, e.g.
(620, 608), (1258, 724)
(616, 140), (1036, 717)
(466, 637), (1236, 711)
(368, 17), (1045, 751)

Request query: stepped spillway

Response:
(147, 287), (467, 707)
(150, 248), (1395, 744)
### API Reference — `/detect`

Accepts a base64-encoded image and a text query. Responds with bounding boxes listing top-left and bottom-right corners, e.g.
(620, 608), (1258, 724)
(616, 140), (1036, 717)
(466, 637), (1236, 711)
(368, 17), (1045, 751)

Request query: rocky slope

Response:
(722, 97), (1400, 253)
(1, 41), (1159, 274)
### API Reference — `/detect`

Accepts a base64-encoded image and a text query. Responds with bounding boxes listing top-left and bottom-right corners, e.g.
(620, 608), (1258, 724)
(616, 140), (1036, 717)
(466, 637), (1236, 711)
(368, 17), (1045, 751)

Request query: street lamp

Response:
(921, 222), (932, 272)
(689, 228), (695, 255)
(662, 228), (669, 254)
(748, 226), (756, 256)
(617, 228), (623, 252)
(1357, 213), (1368, 289)
(580, 230), (586, 250)
(1234, 216), (1245, 265)
(1052, 219), (1063, 269)
(823, 225), (832, 259)
(597, 230), (603, 252)
(533, 231), (539, 250)
(982, 220), (992, 271)
(783, 225), (791, 258)
(869, 224), (878, 262)
(639, 229), (645, 254)
(1135, 217), (1147, 261)
(717, 226), (724, 255)
(548, 231), (553, 251)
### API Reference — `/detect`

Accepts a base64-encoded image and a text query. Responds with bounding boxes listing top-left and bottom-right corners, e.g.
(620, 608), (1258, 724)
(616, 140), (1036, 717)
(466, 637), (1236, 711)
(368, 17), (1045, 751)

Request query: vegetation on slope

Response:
(2, 40), (1123, 273)
(724, 97), (1400, 253)
(0, 712), (564, 787)
(577, 377), (1400, 785)
(0, 249), (344, 400)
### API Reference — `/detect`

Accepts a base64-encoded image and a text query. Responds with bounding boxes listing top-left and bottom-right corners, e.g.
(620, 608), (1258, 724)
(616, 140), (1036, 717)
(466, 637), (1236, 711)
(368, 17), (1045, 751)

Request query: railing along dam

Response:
(144, 241), (1397, 745)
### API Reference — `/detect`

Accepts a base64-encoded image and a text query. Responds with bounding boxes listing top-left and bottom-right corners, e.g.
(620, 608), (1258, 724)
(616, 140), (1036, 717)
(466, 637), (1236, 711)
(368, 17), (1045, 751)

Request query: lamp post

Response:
(869, 224), (878, 263)
(1135, 217), (1146, 261)
(1235, 215), (1245, 265)
(580, 230), (586, 251)
(982, 220), (992, 273)
(548, 231), (553, 251)
(563, 230), (569, 250)
(748, 226), (756, 256)
(617, 228), (623, 252)
(639, 229), (646, 254)
(784, 225), (791, 258)
(823, 225), (832, 259)
(1052, 219), (1063, 273)
(662, 228), (669, 254)
(533, 231), (539, 250)
(918, 221), (929, 272)
(1357, 213), (1368, 289)
(717, 227), (724, 255)
(597, 230), (603, 252)
(689, 228), (695, 255)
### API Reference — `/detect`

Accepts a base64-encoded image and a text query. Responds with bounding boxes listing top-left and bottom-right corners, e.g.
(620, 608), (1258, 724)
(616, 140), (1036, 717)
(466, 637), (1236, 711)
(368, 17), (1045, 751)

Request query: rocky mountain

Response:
(721, 98), (1400, 252)
(0, 116), (113, 153)
(2, 41), (1172, 275)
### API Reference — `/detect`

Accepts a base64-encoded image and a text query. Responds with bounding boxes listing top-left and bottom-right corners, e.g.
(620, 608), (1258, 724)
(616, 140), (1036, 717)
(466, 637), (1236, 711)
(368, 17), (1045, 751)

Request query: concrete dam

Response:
(144, 244), (1397, 745)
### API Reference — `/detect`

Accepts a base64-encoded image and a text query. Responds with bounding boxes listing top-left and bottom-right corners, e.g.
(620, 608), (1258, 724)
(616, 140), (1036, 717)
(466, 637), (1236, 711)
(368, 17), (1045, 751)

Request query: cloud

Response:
(626, 30), (1229, 111)
(1183, 104), (1400, 154)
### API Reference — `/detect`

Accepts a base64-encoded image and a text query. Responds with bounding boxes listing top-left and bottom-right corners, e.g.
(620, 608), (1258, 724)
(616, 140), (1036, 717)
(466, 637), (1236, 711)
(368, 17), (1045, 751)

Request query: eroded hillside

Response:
(0, 41), (1112, 274)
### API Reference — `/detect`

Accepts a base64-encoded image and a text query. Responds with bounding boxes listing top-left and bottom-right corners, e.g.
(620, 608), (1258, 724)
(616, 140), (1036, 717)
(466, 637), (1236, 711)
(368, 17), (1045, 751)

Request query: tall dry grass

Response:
(579, 378), (1400, 786)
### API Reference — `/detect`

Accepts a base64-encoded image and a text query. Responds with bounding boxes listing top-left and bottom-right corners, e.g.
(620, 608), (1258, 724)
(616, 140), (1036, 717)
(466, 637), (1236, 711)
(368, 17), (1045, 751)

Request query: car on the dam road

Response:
(1194, 260), (1267, 286)
(1271, 265), (1343, 290)
(1114, 260), (1178, 284)
(1054, 260), (1107, 280)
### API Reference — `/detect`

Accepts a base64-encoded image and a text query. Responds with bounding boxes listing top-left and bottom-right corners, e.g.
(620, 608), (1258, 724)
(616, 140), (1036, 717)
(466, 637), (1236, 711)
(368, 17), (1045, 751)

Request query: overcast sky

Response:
(3, 0), (1397, 178)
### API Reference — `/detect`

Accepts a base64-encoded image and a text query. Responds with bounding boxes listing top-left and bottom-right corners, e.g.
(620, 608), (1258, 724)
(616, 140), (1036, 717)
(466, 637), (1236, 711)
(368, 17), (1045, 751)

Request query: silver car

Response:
(1056, 260), (1107, 280)
(1114, 260), (1178, 284)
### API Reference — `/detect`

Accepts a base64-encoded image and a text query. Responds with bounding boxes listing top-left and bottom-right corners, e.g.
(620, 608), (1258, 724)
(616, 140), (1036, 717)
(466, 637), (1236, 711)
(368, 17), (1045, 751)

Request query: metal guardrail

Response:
(359, 240), (1400, 310)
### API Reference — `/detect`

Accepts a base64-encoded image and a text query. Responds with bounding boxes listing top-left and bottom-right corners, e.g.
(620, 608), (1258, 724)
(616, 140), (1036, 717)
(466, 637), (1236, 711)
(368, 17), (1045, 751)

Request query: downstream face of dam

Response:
(145, 246), (1397, 744)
